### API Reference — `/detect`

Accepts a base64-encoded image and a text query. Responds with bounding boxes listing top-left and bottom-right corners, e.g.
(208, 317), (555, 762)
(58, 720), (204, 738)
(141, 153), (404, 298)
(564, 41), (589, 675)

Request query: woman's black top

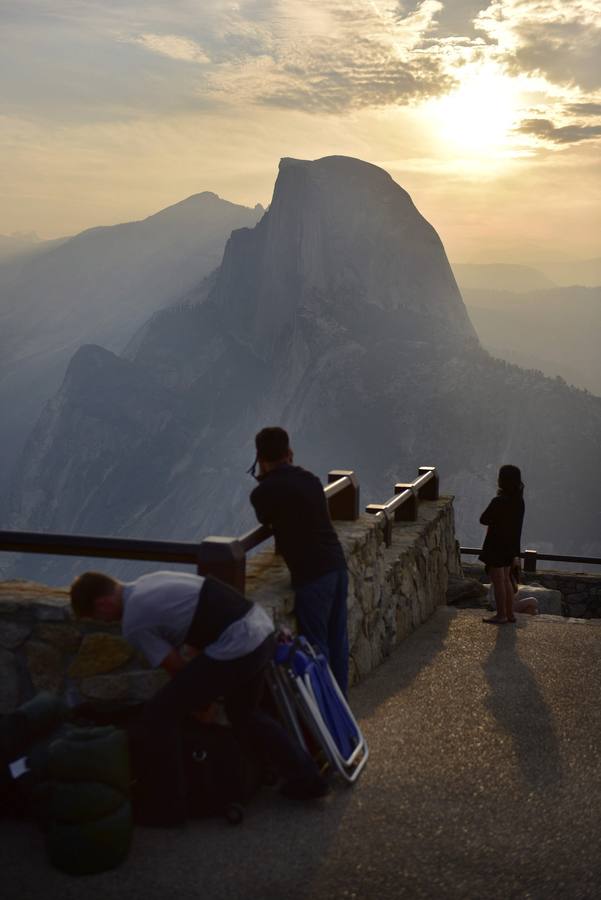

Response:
(478, 492), (525, 568)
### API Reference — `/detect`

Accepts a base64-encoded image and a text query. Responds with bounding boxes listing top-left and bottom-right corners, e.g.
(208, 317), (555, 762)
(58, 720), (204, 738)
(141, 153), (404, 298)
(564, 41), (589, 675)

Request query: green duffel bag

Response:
(51, 780), (126, 824)
(2, 694), (67, 822)
(47, 800), (133, 876)
(44, 725), (133, 875)
(48, 725), (130, 793)
(1, 692), (66, 769)
(19, 692), (67, 745)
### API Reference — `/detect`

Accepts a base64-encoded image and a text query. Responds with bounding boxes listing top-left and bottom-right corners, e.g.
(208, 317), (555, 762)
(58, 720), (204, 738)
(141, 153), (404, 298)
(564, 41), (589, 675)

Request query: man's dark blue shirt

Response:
(250, 464), (346, 587)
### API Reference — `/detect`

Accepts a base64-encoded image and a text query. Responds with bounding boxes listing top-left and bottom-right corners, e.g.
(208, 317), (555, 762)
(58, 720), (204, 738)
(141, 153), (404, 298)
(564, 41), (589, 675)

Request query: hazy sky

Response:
(1, 0), (600, 262)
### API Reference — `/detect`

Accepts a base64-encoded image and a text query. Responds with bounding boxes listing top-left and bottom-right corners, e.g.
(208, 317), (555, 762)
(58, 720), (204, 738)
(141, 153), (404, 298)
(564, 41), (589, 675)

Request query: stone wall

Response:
(0, 582), (169, 715)
(520, 571), (601, 619)
(0, 497), (460, 713)
(247, 497), (461, 685)
(462, 562), (601, 618)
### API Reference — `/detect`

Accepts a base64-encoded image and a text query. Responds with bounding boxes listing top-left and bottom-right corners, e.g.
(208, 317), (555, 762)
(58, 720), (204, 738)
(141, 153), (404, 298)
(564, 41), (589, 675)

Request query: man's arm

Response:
(159, 644), (200, 677)
(159, 648), (187, 677)
(124, 626), (175, 671)
(250, 483), (273, 526)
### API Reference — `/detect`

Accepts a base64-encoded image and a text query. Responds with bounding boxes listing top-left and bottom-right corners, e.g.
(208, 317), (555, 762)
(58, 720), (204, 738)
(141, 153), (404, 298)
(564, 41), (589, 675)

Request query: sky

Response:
(1, 0), (600, 263)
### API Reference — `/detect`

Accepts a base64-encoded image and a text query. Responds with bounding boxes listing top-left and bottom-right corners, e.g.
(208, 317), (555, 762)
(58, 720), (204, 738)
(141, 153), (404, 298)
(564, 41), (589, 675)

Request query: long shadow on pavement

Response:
(483, 623), (563, 790)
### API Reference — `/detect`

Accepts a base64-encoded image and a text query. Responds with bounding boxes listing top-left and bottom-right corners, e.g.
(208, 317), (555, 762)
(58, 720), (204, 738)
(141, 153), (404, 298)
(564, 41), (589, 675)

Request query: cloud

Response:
(565, 102), (601, 116)
(4, 0), (600, 129)
(518, 117), (601, 143)
(476, 1), (601, 91)
(125, 33), (210, 64)
(203, 0), (458, 113)
(3, 4), (600, 263)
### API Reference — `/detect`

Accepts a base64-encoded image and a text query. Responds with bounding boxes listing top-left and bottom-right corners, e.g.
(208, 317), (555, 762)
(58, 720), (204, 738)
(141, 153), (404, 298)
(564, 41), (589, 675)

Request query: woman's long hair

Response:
(497, 464), (524, 496)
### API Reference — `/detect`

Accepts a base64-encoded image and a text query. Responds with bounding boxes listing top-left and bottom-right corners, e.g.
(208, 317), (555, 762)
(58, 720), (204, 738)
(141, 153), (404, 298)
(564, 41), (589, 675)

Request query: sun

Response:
(427, 64), (523, 157)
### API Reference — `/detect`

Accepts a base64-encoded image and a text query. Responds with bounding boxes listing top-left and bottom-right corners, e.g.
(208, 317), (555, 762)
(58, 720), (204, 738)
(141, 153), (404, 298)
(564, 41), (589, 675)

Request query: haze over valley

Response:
(0, 194), (263, 497)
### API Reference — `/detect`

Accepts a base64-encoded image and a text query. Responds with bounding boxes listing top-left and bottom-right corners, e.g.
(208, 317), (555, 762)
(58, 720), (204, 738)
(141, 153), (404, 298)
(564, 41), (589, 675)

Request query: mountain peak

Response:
(214, 155), (477, 358)
(143, 191), (261, 226)
(279, 154), (392, 178)
(64, 343), (119, 384)
(275, 155), (407, 201)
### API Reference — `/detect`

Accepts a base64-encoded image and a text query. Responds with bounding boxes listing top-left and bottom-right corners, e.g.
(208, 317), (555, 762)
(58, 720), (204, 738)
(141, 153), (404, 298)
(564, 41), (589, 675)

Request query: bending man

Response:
(70, 569), (328, 824)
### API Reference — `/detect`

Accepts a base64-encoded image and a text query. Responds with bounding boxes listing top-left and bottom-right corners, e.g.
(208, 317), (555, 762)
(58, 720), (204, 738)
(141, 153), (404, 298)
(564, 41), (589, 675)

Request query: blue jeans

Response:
(294, 568), (349, 696)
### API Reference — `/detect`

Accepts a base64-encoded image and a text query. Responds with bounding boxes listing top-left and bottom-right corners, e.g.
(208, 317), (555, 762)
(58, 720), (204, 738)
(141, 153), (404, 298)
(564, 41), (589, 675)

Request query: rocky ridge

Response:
(0, 193), (263, 498)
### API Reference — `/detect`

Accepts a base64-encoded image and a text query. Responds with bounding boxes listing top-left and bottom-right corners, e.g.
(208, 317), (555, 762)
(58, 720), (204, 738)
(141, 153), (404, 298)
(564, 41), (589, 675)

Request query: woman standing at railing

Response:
(479, 465), (525, 625)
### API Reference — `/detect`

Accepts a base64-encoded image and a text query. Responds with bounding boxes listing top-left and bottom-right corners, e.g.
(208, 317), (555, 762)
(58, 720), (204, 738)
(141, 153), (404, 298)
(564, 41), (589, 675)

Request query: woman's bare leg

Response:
(483, 567), (509, 623)
(503, 567), (516, 621)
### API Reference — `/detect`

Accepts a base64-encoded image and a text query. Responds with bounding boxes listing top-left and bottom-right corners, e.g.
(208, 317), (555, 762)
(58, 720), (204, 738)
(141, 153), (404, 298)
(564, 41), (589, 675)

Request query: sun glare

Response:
(427, 65), (524, 159)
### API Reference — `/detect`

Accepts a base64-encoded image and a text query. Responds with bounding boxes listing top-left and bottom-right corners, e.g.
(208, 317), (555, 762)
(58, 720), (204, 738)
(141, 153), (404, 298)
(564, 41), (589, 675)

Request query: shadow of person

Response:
(483, 623), (562, 790)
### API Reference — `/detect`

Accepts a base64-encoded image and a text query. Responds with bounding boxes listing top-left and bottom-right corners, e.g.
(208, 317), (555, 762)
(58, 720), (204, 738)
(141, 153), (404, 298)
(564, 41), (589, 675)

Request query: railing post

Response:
(417, 466), (439, 500)
(197, 537), (246, 593)
(365, 505), (393, 546)
(523, 549), (538, 574)
(327, 470), (360, 521)
(394, 484), (418, 521)
(382, 511), (393, 547)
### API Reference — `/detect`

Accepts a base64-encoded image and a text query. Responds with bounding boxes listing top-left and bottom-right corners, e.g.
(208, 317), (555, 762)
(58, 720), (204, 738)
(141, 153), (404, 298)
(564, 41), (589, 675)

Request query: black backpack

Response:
(73, 699), (262, 826)
(181, 720), (261, 825)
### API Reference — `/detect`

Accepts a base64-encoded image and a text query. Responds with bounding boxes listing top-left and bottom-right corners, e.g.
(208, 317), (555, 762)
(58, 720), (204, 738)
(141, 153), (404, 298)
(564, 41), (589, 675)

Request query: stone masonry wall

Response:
(520, 571), (601, 619)
(0, 582), (169, 715)
(246, 497), (461, 685)
(0, 497), (460, 713)
(463, 562), (601, 619)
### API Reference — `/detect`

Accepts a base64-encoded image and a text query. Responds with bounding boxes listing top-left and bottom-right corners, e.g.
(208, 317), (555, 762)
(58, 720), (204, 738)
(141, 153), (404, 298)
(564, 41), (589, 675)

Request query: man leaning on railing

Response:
(249, 427), (350, 696)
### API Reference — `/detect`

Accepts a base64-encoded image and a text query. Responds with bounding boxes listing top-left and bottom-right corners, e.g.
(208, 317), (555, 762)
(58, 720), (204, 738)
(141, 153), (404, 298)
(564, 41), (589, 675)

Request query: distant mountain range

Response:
(452, 263), (556, 294)
(462, 285), (601, 396)
(0, 193), (263, 495)
(0, 232), (47, 261)
(4, 156), (601, 584)
(453, 259), (601, 290)
(541, 257), (601, 288)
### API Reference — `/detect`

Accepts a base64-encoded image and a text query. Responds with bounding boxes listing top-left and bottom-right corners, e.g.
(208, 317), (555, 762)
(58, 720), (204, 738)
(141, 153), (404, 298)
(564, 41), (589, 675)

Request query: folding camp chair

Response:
(270, 637), (369, 784)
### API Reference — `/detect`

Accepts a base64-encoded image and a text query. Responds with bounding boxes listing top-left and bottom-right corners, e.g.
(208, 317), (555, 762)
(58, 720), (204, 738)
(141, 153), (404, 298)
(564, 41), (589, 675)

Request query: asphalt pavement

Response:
(3, 608), (601, 900)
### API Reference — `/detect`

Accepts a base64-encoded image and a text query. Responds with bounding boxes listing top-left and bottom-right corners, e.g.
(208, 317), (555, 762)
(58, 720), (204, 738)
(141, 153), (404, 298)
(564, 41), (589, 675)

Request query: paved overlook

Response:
(4, 608), (601, 900)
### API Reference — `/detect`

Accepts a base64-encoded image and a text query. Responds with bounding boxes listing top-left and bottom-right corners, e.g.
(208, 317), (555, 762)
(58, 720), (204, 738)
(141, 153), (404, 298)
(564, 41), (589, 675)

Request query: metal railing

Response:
(6, 460), (596, 591)
(0, 470), (360, 593)
(0, 532), (201, 566)
(460, 547), (601, 573)
(365, 466), (439, 546)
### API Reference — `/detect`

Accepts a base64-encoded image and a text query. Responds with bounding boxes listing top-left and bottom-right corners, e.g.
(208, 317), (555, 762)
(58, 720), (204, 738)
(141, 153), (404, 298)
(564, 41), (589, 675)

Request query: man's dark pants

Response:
(294, 567), (349, 696)
(130, 634), (317, 823)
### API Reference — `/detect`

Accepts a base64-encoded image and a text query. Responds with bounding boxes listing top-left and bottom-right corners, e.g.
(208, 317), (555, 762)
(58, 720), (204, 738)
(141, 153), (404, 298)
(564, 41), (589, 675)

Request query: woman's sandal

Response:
(482, 615), (509, 625)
